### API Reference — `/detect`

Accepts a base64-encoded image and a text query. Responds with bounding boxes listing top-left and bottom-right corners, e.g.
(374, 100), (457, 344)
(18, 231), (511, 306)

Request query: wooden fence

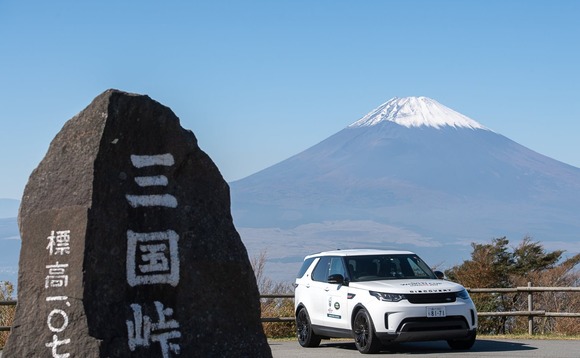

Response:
(2, 285), (579, 334)
(259, 284), (580, 335)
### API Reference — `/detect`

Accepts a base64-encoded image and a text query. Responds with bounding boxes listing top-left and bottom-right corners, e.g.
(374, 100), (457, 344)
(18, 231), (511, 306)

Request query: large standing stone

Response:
(4, 89), (272, 357)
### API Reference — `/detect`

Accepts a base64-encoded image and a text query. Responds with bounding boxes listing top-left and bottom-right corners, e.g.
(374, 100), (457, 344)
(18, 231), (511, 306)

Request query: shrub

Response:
(251, 250), (296, 338)
(0, 281), (16, 348)
(446, 237), (580, 335)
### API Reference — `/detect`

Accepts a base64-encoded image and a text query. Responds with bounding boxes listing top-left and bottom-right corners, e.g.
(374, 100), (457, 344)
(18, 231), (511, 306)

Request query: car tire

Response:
(353, 308), (382, 354)
(447, 330), (476, 350)
(296, 307), (321, 347)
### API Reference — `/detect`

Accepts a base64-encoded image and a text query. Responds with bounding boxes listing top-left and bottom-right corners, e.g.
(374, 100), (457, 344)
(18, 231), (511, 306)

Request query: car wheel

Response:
(296, 307), (321, 347)
(353, 308), (382, 354)
(447, 330), (476, 350)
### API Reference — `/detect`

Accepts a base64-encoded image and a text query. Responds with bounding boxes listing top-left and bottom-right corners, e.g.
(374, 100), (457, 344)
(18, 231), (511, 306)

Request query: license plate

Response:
(426, 307), (446, 318)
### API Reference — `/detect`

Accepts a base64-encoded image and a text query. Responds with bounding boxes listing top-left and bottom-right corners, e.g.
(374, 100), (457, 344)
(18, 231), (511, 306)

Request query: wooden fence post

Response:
(528, 282), (533, 335)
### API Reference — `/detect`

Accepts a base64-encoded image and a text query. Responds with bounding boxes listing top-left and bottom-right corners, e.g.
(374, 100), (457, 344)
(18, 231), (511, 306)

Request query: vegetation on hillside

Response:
(446, 236), (580, 335)
(251, 250), (296, 338)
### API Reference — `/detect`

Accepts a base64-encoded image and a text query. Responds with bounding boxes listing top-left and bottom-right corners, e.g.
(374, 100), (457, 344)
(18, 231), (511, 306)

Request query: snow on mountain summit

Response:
(349, 96), (488, 130)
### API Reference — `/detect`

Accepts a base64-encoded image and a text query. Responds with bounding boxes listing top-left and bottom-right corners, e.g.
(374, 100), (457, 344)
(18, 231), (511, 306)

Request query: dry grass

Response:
(0, 281), (16, 348)
(480, 333), (580, 340)
(251, 250), (297, 338)
(260, 297), (296, 338)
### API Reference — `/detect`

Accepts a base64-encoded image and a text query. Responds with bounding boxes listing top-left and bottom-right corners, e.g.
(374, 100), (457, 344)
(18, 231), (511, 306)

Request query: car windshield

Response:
(345, 254), (437, 282)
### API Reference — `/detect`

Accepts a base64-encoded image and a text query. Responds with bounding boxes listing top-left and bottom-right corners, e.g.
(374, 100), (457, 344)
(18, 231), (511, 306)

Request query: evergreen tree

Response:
(446, 237), (578, 334)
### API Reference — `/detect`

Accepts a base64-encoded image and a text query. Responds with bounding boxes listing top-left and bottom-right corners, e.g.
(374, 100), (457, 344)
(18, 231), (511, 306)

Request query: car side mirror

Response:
(434, 271), (445, 279)
(327, 274), (346, 285)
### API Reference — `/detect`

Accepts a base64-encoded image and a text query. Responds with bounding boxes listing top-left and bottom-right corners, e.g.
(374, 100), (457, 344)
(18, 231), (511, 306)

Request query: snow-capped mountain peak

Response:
(349, 96), (488, 130)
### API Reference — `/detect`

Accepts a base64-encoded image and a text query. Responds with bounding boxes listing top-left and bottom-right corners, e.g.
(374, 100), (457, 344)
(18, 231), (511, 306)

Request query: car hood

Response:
(349, 279), (464, 294)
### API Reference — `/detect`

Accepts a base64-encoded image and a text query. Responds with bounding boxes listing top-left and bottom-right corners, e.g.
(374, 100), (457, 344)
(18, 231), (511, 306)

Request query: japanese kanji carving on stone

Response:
(4, 89), (271, 357)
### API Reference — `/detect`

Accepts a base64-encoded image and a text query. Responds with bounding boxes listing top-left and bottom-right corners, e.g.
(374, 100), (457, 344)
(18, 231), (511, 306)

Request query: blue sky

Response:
(1, 1), (579, 200)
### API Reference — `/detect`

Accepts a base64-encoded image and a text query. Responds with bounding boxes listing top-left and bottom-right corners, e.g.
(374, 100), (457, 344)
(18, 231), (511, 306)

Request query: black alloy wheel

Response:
(296, 307), (321, 347)
(353, 308), (382, 354)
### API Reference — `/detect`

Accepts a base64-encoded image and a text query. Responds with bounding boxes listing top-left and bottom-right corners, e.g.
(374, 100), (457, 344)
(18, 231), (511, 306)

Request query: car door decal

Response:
(327, 295), (342, 319)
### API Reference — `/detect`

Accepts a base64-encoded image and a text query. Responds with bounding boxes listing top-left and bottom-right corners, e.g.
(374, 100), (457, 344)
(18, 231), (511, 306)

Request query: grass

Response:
(480, 333), (580, 340)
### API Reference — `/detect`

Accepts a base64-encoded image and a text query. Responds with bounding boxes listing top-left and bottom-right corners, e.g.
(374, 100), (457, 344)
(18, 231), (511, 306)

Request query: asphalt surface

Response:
(269, 338), (580, 358)
(2, 338), (578, 357)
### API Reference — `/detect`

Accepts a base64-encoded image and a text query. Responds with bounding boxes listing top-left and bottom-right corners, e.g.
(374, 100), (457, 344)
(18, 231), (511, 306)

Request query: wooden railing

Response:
(2, 286), (579, 333)
(469, 284), (580, 334)
(258, 285), (580, 335)
(0, 299), (17, 332)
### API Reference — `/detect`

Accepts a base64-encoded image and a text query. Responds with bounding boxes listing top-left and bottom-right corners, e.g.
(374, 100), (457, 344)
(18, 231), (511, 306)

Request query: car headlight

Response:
(369, 291), (405, 302)
(455, 289), (471, 300)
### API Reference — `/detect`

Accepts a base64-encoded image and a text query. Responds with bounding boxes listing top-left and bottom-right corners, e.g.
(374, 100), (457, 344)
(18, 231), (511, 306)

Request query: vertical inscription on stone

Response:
(44, 229), (73, 358)
(125, 152), (181, 356)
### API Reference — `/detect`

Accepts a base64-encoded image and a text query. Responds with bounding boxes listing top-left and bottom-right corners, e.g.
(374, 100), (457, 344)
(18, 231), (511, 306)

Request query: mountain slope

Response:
(230, 97), (580, 282)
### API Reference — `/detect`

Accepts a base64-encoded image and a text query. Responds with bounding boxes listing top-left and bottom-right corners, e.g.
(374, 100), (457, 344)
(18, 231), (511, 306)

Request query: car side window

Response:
(296, 258), (316, 278)
(329, 257), (346, 278)
(311, 256), (331, 282)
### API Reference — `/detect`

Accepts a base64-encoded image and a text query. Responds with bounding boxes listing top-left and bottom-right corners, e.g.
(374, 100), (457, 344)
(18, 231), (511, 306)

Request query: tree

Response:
(446, 236), (579, 334)
(512, 236), (563, 277)
(251, 250), (295, 338)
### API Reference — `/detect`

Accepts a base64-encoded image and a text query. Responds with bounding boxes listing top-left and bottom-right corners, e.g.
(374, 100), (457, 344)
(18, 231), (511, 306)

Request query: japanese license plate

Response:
(426, 307), (446, 318)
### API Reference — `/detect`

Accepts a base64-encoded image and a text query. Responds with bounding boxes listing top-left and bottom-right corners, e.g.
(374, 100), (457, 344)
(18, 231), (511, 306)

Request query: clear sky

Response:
(1, 1), (579, 200)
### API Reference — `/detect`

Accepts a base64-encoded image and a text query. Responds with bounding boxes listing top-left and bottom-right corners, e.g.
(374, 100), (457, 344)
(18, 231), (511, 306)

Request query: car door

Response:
(308, 256), (350, 329)
(308, 256), (332, 326)
(323, 256), (349, 330)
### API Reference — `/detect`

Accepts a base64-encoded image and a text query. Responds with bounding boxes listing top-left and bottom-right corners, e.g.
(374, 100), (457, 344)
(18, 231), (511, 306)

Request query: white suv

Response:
(294, 249), (477, 354)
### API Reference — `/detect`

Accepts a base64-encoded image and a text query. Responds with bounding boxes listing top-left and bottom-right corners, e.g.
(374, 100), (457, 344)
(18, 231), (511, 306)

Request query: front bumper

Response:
(364, 297), (477, 343)
(376, 316), (475, 343)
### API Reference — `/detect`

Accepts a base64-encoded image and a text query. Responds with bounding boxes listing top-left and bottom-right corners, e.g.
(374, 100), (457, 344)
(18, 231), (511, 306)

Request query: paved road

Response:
(3, 339), (578, 357)
(269, 338), (580, 358)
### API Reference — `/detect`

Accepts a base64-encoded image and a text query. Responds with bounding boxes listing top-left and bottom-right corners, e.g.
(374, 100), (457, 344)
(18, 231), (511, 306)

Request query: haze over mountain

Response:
(230, 96), (580, 282)
(0, 199), (20, 286)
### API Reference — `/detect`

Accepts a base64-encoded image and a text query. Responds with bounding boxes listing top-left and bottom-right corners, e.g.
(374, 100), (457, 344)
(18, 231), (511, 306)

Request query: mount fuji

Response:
(230, 96), (580, 283)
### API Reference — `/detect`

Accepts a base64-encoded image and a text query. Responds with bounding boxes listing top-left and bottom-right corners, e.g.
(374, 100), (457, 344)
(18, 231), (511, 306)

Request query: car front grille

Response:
(406, 292), (456, 304)
(398, 316), (468, 332)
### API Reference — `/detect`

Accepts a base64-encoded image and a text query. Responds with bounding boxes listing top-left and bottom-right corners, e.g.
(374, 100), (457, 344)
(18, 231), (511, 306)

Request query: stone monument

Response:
(4, 89), (272, 357)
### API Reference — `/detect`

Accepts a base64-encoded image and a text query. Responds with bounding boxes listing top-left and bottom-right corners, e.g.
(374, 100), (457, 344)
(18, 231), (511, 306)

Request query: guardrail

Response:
(2, 286), (579, 333)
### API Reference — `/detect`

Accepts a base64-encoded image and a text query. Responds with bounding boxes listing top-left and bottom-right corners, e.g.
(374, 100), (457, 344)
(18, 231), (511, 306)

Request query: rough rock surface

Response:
(4, 89), (271, 357)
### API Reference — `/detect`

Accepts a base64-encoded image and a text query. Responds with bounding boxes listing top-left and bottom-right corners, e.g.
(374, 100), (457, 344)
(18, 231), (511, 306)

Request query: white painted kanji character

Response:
(45, 334), (71, 358)
(126, 153), (178, 208)
(126, 301), (180, 358)
(126, 230), (179, 287)
(47, 230), (71, 255)
(45, 262), (69, 288)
